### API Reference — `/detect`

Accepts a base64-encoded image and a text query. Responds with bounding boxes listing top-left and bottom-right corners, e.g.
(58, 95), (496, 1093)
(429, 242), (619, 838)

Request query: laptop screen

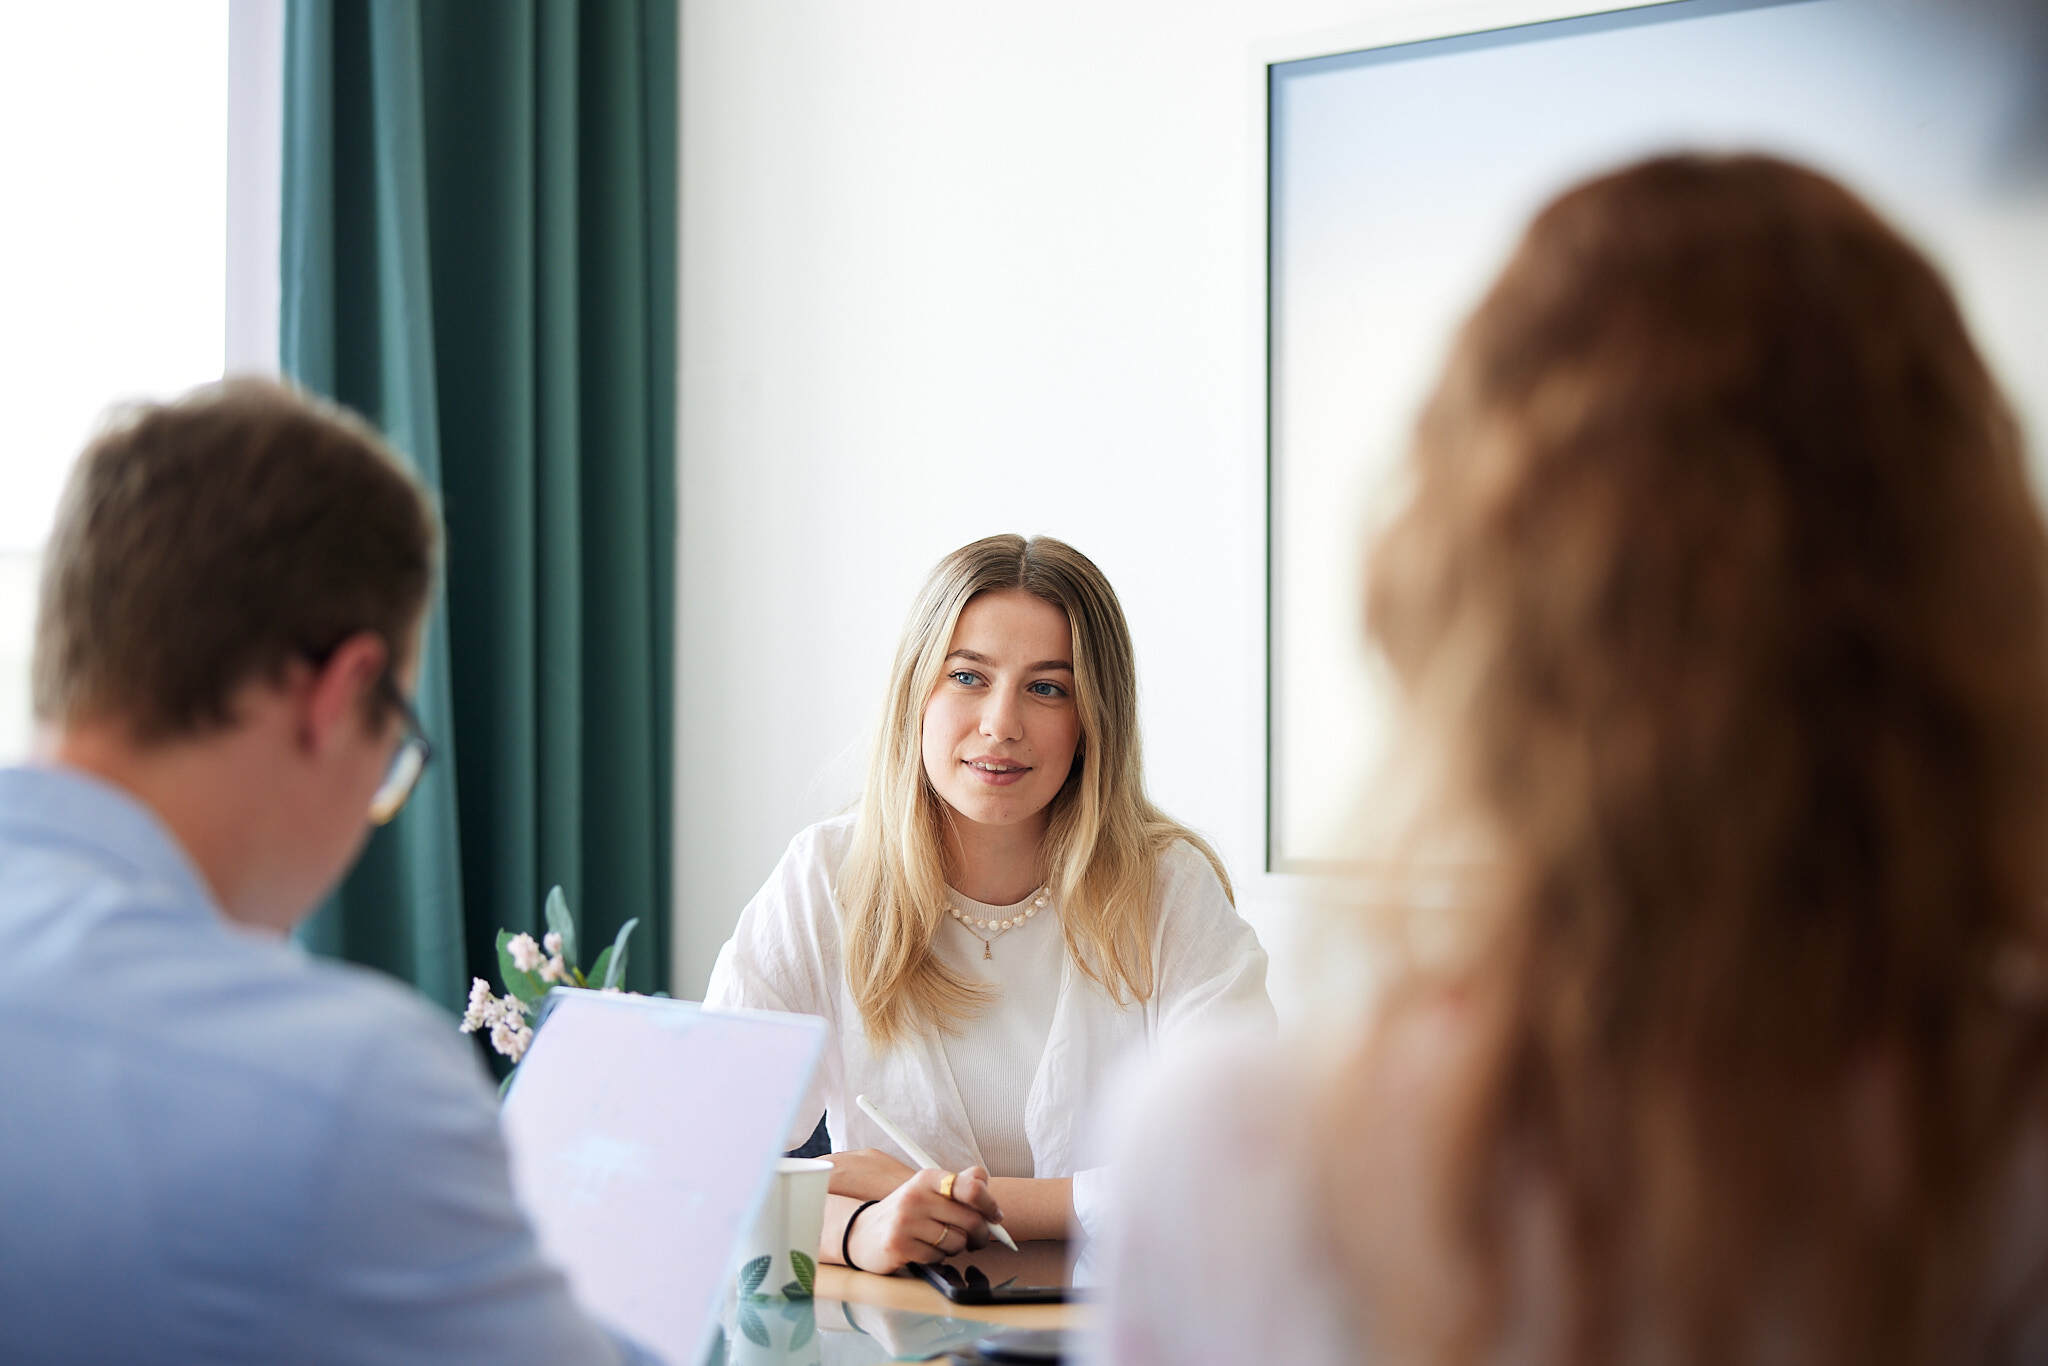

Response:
(500, 990), (825, 1364)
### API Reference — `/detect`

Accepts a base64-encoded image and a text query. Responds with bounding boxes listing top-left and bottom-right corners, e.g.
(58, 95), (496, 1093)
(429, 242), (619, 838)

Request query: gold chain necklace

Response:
(947, 887), (1050, 960)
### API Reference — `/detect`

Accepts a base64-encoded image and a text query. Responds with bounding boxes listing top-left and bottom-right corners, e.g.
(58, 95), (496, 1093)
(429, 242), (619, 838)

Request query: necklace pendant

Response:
(983, 940), (993, 961)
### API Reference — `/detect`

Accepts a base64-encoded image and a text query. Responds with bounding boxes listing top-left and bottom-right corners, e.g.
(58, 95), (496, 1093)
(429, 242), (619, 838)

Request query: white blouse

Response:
(703, 813), (1275, 1238)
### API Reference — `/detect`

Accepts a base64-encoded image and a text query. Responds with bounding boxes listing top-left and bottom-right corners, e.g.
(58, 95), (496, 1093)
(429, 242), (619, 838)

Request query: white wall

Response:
(677, 0), (1346, 1004)
(672, 0), (1682, 1009)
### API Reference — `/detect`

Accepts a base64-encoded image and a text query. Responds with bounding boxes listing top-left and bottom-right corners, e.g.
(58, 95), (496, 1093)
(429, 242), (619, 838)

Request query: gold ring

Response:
(938, 1171), (957, 1201)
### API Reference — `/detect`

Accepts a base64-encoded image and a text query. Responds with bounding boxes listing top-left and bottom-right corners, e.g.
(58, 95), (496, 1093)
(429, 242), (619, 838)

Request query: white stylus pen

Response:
(855, 1092), (1021, 1251)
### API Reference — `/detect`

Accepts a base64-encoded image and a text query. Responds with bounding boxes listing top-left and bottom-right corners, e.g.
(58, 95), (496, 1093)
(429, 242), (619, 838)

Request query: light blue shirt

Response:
(0, 765), (660, 1364)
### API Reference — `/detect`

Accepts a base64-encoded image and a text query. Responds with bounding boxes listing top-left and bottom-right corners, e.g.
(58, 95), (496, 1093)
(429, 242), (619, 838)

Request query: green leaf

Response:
(494, 931), (546, 1004)
(600, 917), (639, 990)
(543, 885), (578, 971)
(786, 1307), (814, 1350)
(738, 1305), (770, 1346)
(497, 1070), (516, 1099)
(738, 1253), (771, 1299)
(789, 1250), (815, 1296)
(587, 946), (615, 992)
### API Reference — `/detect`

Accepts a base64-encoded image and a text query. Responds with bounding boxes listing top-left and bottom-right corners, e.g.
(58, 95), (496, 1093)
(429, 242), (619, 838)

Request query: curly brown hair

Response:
(1355, 154), (2048, 1363)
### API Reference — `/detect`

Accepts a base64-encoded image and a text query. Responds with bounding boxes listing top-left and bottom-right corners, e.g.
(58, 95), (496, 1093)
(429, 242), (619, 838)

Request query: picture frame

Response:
(1258, 0), (2047, 872)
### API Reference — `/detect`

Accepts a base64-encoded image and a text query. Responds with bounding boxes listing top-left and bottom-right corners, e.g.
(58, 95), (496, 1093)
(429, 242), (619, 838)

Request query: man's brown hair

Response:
(33, 377), (439, 742)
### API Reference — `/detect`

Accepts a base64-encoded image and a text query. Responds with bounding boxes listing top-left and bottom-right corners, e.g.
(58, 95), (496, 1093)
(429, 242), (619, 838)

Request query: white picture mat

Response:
(499, 992), (825, 1364)
(1268, 0), (2048, 868)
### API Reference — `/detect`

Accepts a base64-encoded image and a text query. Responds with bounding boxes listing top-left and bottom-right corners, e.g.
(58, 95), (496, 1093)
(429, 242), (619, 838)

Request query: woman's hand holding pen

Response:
(844, 1164), (1004, 1274)
(822, 1148), (916, 1201)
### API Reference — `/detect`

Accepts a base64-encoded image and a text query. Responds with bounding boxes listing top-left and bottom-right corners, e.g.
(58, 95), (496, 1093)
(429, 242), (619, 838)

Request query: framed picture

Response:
(1262, 0), (2048, 871)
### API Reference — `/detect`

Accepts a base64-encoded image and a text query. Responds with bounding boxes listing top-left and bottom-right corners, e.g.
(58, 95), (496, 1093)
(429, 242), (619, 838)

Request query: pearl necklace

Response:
(947, 887), (1050, 960)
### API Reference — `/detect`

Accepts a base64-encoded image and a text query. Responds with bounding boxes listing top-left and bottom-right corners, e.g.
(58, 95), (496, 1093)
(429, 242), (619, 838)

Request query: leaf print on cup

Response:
(739, 1253), (771, 1299)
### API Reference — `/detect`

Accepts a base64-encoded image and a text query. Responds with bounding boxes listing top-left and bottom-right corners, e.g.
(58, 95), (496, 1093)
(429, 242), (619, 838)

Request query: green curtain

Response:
(279, 0), (677, 1011)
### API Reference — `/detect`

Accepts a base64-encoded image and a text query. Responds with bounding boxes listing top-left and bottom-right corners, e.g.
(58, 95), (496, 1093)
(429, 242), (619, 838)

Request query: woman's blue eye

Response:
(1027, 680), (1067, 698)
(949, 670), (982, 687)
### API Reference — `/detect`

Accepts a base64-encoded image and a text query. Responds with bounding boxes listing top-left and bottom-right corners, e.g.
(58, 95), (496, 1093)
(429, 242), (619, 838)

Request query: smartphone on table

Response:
(907, 1259), (1069, 1305)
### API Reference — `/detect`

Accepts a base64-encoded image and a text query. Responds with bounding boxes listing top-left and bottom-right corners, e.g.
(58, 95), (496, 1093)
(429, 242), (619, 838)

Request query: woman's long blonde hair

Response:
(838, 534), (1229, 1048)
(1350, 155), (2048, 1362)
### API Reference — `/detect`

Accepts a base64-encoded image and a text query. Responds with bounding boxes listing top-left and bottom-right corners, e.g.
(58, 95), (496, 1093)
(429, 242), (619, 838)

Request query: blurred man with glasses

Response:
(0, 379), (651, 1364)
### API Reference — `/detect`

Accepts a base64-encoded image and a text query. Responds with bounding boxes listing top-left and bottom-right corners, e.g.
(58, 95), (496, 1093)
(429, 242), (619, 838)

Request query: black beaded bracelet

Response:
(842, 1199), (882, 1272)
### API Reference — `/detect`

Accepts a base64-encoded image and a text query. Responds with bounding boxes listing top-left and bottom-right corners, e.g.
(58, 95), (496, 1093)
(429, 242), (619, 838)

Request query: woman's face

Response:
(920, 589), (1082, 839)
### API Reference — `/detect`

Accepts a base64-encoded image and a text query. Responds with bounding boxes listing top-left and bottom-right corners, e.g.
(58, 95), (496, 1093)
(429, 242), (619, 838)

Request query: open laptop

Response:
(500, 989), (826, 1364)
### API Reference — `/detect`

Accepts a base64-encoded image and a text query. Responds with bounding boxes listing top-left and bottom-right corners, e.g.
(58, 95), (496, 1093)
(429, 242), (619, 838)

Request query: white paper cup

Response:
(735, 1157), (833, 1300)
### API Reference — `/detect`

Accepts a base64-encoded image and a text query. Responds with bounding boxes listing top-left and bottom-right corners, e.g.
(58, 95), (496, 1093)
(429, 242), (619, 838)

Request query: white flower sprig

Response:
(460, 978), (534, 1062)
(505, 930), (575, 984)
(456, 886), (643, 1073)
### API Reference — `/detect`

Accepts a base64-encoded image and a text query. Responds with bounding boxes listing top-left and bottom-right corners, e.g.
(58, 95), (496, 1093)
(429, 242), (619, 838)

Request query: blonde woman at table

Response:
(706, 533), (1273, 1274)
(1091, 154), (2048, 1364)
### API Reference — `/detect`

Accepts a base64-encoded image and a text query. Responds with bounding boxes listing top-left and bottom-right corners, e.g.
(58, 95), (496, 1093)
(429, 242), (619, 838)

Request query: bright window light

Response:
(0, 1), (229, 757)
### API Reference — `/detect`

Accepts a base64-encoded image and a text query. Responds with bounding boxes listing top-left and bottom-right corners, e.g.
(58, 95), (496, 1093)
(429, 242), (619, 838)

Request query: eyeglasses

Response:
(369, 672), (433, 826)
